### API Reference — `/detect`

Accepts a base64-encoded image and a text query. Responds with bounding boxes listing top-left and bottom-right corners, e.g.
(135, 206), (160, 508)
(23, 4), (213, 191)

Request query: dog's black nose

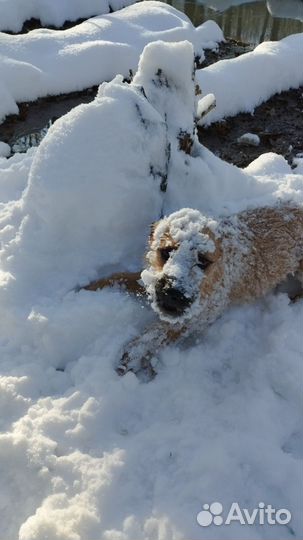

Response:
(155, 277), (192, 315)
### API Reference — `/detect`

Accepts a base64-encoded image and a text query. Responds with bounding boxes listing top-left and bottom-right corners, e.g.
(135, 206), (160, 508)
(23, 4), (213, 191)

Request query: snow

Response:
(1, 292), (302, 540)
(2, 38), (301, 309)
(0, 140), (10, 157)
(196, 92), (216, 122)
(0, 1), (224, 123)
(0, 0), (136, 33)
(1, 2), (302, 127)
(0, 147), (35, 203)
(1, 5), (302, 127)
(198, 32), (303, 124)
(237, 133), (261, 146)
(0, 10), (303, 540)
(293, 154), (303, 174)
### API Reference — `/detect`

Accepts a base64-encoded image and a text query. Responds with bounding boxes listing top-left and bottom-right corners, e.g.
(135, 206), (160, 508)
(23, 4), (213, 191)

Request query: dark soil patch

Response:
(3, 17), (90, 35)
(0, 87), (97, 147)
(199, 86), (303, 168)
(0, 39), (263, 150)
(200, 38), (253, 67)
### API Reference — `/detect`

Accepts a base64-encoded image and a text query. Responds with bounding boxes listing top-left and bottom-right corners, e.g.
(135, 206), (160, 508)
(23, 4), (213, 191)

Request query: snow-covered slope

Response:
(0, 0), (136, 32)
(0, 19), (302, 540)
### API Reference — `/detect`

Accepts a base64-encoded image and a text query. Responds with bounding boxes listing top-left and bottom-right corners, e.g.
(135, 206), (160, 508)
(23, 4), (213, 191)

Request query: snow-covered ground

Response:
(1, 2), (302, 125)
(0, 3), (302, 540)
(198, 32), (303, 124)
(0, 0), (137, 32)
(0, 2), (223, 122)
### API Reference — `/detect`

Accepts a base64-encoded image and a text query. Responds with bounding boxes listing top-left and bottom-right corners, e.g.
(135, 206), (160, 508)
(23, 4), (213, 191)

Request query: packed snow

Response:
(0, 8), (302, 540)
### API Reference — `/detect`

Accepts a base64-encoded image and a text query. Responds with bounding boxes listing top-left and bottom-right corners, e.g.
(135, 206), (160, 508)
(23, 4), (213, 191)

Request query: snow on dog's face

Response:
(141, 208), (222, 323)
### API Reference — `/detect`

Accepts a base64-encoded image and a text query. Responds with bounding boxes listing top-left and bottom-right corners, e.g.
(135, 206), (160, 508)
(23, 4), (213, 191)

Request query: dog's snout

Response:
(155, 277), (192, 316)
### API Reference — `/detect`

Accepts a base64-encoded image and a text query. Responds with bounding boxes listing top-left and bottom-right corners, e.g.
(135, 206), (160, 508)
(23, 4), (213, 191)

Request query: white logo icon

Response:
(197, 502), (223, 527)
(197, 502), (291, 527)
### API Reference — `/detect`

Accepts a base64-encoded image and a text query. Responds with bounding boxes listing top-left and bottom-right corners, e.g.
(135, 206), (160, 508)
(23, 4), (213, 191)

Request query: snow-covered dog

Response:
(142, 204), (303, 323)
(85, 204), (303, 377)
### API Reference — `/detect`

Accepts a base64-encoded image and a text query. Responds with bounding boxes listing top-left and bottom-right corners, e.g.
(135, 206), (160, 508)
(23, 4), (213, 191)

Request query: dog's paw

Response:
(116, 321), (177, 381)
(116, 348), (157, 381)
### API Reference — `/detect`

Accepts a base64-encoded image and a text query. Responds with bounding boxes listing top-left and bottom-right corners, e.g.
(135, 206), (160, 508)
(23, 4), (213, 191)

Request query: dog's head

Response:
(141, 209), (224, 322)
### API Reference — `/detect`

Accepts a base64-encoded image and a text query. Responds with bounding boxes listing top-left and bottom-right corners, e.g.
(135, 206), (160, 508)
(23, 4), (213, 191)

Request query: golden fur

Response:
(152, 205), (303, 306)
(83, 203), (303, 377)
(83, 271), (143, 295)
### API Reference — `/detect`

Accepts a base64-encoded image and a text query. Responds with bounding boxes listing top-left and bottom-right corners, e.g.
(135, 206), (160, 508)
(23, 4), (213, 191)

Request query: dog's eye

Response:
(159, 247), (174, 263)
(197, 253), (211, 270)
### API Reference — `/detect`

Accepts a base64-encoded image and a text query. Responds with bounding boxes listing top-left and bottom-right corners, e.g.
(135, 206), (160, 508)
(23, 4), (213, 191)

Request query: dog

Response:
(84, 203), (303, 378)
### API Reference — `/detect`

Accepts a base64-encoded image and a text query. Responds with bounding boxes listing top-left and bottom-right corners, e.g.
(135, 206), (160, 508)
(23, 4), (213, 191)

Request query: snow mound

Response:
(0, 1), (224, 122)
(1, 80), (166, 305)
(198, 32), (303, 124)
(0, 0), (136, 33)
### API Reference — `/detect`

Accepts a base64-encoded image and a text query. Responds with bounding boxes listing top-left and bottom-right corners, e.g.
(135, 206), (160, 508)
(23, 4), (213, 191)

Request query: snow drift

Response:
(0, 0), (136, 33)
(198, 32), (303, 124)
(0, 1), (224, 122)
(1, 2), (302, 128)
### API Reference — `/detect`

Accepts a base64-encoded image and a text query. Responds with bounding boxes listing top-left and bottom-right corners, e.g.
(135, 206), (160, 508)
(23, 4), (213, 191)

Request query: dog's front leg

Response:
(117, 321), (184, 380)
(83, 271), (144, 295)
